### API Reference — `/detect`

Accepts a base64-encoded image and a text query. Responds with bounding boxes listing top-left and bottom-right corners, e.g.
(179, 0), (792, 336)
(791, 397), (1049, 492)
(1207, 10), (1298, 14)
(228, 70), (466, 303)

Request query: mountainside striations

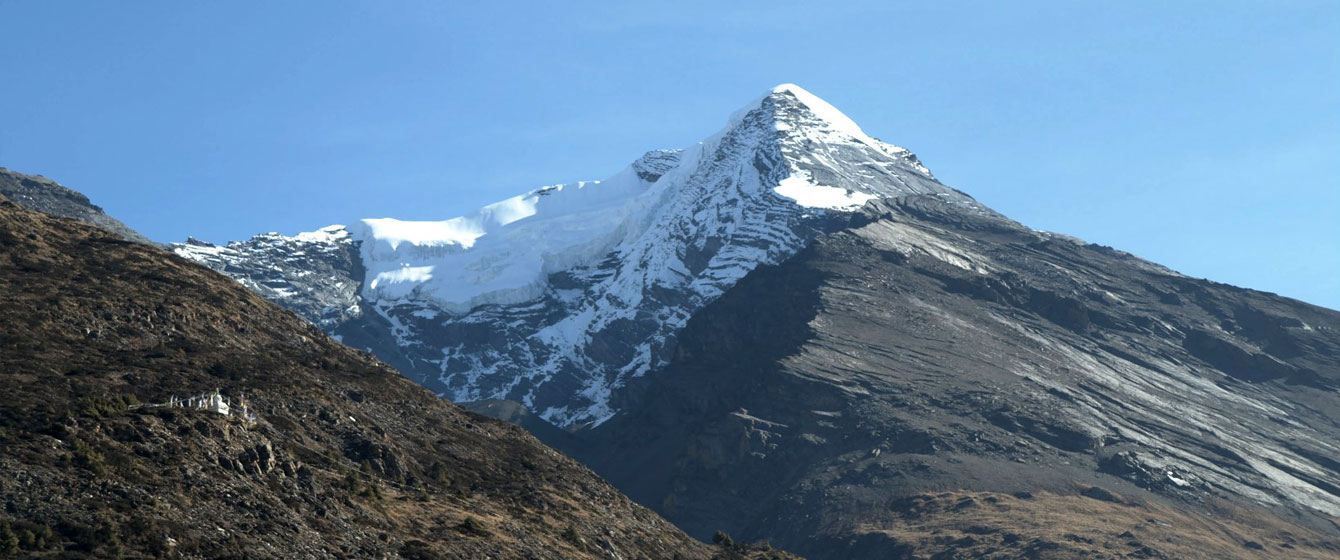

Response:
(575, 195), (1340, 559)
(0, 196), (791, 559)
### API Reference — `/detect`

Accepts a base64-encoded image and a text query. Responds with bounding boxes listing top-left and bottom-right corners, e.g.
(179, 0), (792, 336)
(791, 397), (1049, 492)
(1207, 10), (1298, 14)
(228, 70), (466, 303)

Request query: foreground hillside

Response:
(578, 196), (1340, 559)
(0, 196), (790, 559)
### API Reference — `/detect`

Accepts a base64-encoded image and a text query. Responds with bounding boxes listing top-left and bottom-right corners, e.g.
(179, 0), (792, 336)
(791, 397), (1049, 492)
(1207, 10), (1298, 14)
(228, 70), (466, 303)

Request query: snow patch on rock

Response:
(773, 173), (878, 209)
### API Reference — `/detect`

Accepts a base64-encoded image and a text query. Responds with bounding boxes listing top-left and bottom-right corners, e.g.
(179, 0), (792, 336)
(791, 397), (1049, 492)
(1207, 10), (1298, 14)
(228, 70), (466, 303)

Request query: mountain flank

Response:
(574, 195), (1340, 559)
(0, 194), (794, 559)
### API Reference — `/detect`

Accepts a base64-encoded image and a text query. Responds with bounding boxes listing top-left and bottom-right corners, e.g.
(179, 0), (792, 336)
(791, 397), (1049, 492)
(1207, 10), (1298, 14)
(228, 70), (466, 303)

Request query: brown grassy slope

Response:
(0, 197), (792, 559)
(829, 489), (1340, 560)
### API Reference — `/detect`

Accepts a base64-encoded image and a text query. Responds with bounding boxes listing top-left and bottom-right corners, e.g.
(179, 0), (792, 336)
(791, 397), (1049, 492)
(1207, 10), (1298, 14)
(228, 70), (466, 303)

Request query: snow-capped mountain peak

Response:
(175, 84), (970, 427)
(768, 84), (885, 151)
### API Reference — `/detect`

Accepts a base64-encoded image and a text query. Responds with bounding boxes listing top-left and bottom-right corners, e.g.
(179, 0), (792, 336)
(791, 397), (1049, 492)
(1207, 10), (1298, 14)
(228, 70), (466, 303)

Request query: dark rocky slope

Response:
(0, 167), (153, 244)
(574, 196), (1340, 559)
(0, 196), (793, 559)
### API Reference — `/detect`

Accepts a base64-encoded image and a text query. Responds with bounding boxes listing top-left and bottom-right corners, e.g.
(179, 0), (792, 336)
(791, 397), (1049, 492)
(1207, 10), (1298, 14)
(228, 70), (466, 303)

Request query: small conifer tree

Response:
(0, 522), (19, 558)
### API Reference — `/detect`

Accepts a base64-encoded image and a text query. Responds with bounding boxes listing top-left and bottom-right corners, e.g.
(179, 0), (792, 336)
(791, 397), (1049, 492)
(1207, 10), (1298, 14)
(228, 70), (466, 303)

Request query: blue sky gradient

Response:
(2, 1), (1337, 308)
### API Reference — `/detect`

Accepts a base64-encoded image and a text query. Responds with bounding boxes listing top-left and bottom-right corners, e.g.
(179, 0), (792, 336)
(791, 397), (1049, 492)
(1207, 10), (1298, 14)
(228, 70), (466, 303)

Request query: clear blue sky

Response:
(2, 1), (1337, 309)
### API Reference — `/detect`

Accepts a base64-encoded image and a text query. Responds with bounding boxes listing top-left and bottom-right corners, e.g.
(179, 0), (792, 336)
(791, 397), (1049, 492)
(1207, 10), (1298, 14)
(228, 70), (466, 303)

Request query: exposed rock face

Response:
(173, 227), (364, 328)
(0, 167), (153, 244)
(574, 196), (1340, 559)
(0, 196), (788, 559)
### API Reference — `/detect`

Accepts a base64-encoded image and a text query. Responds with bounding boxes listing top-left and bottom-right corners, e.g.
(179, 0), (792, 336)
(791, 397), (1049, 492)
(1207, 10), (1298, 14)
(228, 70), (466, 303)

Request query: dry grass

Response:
(853, 488), (1340, 559)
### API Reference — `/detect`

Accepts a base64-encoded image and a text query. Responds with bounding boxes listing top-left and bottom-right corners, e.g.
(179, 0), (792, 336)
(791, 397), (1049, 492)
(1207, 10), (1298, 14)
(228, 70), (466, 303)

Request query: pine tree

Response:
(0, 521), (19, 558)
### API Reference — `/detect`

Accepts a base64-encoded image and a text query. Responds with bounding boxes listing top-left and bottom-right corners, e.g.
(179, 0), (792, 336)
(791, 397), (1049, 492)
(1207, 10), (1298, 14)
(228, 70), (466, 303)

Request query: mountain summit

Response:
(175, 84), (979, 427)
